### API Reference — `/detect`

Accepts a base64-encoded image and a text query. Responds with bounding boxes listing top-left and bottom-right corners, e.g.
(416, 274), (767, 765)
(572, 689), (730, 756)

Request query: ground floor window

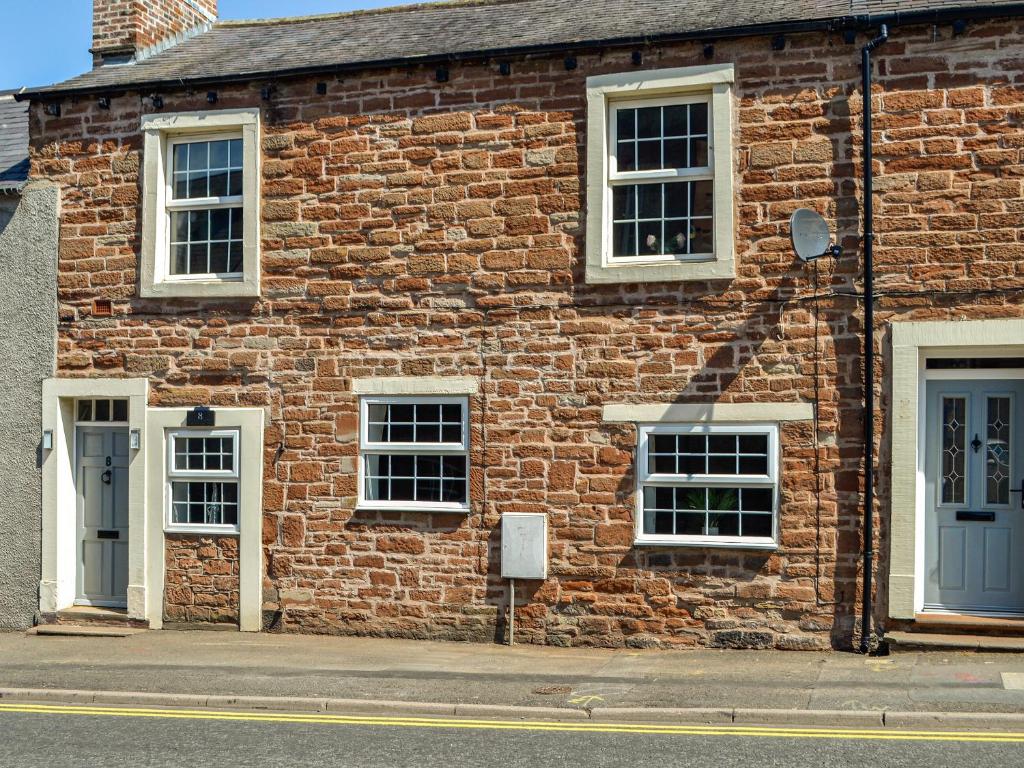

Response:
(358, 396), (470, 512)
(166, 429), (240, 532)
(636, 423), (778, 548)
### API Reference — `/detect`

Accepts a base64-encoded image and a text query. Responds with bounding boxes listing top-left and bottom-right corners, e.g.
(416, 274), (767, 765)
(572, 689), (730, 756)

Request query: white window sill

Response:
(141, 278), (260, 299)
(634, 536), (778, 551)
(355, 504), (470, 515)
(165, 525), (240, 536)
(586, 258), (735, 285)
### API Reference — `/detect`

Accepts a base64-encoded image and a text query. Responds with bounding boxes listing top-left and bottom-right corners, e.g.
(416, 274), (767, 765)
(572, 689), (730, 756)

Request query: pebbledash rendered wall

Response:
(0, 183), (59, 630)
(29, 18), (1024, 648)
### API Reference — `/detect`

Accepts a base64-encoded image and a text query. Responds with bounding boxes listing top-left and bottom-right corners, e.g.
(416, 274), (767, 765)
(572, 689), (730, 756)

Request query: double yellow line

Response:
(1, 702), (1022, 743)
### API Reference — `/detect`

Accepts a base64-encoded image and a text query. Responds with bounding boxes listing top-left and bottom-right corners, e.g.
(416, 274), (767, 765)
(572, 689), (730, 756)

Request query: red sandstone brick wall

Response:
(92, 0), (216, 61)
(31, 18), (1024, 649)
(164, 534), (239, 624)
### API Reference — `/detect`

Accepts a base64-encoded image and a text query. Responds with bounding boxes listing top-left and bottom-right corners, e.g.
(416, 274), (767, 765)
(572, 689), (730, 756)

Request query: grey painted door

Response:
(76, 427), (129, 607)
(924, 379), (1024, 614)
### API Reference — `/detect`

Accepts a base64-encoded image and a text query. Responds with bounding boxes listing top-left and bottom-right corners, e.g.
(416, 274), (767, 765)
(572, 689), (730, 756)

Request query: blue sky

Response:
(0, 1), (418, 91)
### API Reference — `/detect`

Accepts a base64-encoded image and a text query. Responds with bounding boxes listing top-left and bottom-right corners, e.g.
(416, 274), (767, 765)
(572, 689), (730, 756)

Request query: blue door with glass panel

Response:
(924, 380), (1024, 614)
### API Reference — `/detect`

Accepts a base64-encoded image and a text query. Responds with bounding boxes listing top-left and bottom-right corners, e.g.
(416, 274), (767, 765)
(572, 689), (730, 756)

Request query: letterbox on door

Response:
(500, 513), (547, 580)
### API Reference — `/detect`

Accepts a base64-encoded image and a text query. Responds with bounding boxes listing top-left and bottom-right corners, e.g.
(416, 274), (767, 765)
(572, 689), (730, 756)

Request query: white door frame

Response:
(889, 319), (1024, 620)
(40, 379), (148, 620)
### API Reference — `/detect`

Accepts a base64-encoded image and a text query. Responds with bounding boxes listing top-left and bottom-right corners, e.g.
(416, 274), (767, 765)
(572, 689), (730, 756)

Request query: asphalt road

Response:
(3, 705), (1022, 768)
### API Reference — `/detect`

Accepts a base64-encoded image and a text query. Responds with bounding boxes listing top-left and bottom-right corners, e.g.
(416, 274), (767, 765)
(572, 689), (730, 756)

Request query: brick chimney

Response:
(91, 0), (217, 67)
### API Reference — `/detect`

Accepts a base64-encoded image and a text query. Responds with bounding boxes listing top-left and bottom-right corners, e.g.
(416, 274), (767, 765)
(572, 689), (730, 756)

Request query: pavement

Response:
(4, 630), (1024, 730)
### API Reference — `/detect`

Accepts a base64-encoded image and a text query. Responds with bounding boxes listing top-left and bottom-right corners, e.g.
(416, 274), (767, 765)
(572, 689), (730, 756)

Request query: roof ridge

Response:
(216, 0), (534, 28)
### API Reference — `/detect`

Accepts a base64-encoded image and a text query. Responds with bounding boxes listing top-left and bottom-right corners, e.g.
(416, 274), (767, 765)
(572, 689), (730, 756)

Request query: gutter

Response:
(14, 3), (1024, 101)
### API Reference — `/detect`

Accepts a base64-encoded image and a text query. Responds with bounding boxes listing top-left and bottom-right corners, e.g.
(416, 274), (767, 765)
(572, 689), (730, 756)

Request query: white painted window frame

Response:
(635, 423), (779, 550)
(163, 131), (245, 282)
(164, 428), (241, 534)
(357, 395), (471, 513)
(140, 108), (260, 298)
(606, 93), (715, 265)
(585, 64), (735, 284)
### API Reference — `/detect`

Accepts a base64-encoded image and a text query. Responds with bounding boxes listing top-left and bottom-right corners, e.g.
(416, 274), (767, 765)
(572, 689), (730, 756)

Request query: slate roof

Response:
(0, 92), (29, 194)
(21, 0), (1024, 98)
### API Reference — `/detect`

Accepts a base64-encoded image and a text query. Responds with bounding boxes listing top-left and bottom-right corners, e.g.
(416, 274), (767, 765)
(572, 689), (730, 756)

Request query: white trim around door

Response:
(41, 378), (148, 621)
(889, 319), (1024, 620)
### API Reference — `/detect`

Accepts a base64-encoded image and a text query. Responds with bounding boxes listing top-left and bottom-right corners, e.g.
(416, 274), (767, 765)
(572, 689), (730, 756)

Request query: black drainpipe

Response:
(860, 23), (888, 655)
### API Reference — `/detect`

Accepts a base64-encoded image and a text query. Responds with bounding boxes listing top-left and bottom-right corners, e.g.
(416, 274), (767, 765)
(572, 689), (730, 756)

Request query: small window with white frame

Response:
(166, 429), (240, 532)
(167, 135), (244, 278)
(610, 97), (713, 261)
(585, 65), (735, 284)
(636, 423), (778, 548)
(140, 108), (260, 299)
(358, 396), (470, 512)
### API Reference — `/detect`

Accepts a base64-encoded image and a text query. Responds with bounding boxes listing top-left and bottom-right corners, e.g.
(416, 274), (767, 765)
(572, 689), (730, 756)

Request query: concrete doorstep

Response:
(2, 687), (1024, 732)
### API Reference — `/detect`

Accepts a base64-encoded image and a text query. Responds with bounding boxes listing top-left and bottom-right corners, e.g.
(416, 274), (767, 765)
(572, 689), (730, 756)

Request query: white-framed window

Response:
(358, 396), (470, 512)
(635, 423), (778, 549)
(75, 398), (129, 424)
(585, 65), (735, 284)
(140, 108), (260, 298)
(166, 133), (244, 279)
(165, 429), (240, 533)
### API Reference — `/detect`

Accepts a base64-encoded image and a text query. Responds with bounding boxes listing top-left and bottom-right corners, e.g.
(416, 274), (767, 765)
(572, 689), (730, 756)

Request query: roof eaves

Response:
(15, 2), (1024, 101)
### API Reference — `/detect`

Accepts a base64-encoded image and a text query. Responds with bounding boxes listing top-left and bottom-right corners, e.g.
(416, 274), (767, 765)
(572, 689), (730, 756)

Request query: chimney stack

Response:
(91, 0), (217, 67)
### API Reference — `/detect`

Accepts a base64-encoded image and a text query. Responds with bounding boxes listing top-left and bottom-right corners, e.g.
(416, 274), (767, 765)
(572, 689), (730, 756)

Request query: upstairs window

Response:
(610, 99), (713, 261)
(140, 108), (260, 298)
(358, 397), (470, 512)
(585, 65), (735, 284)
(168, 136), (244, 278)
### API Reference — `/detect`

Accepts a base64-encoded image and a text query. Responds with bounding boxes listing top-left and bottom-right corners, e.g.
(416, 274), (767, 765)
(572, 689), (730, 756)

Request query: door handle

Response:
(101, 470), (112, 485)
(1010, 480), (1024, 509)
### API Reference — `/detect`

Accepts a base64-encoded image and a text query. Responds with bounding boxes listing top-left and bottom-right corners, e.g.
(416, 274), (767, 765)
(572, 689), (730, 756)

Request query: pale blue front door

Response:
(924, 379), (1024, 614)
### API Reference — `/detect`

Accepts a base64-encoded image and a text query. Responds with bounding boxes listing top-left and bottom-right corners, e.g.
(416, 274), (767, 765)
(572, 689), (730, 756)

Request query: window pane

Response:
(663, 139), (687, 169)
(638, 220), (661, 255)
(636, 107), (660, 138)
(986, 396), (1011, 505)
(112, 399), (128, 422)
(209, 140), (230, 169)
(690, 137), (709, 168)
(612, 222), (636, 257)
(173, 434), (235, 472)
(664, 105), (688, 136)
(170, 481), (237, 526)
(636, 140), (660, 171)
(365, 401), (465, 445)
(187, 142), (208, 170)
(710, 513), (739, 536)
(169, 207), (243, 276)
(616, 141), (635, 172)
(690, 102), (709, 134)
(210, 208), (231, 241)
(742, 514), (772, 537)
(77, 400), (92, 422)
(173, 144), (188, 173)
(95, 399), (110, 422)
(616, 109), (635, 140)
(637, 184), (661, 219)
(610, 182), (714, 259)
(613, 186), (635, 220)
(365, 452), (467, 504)
(642, 483), (772, 539)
